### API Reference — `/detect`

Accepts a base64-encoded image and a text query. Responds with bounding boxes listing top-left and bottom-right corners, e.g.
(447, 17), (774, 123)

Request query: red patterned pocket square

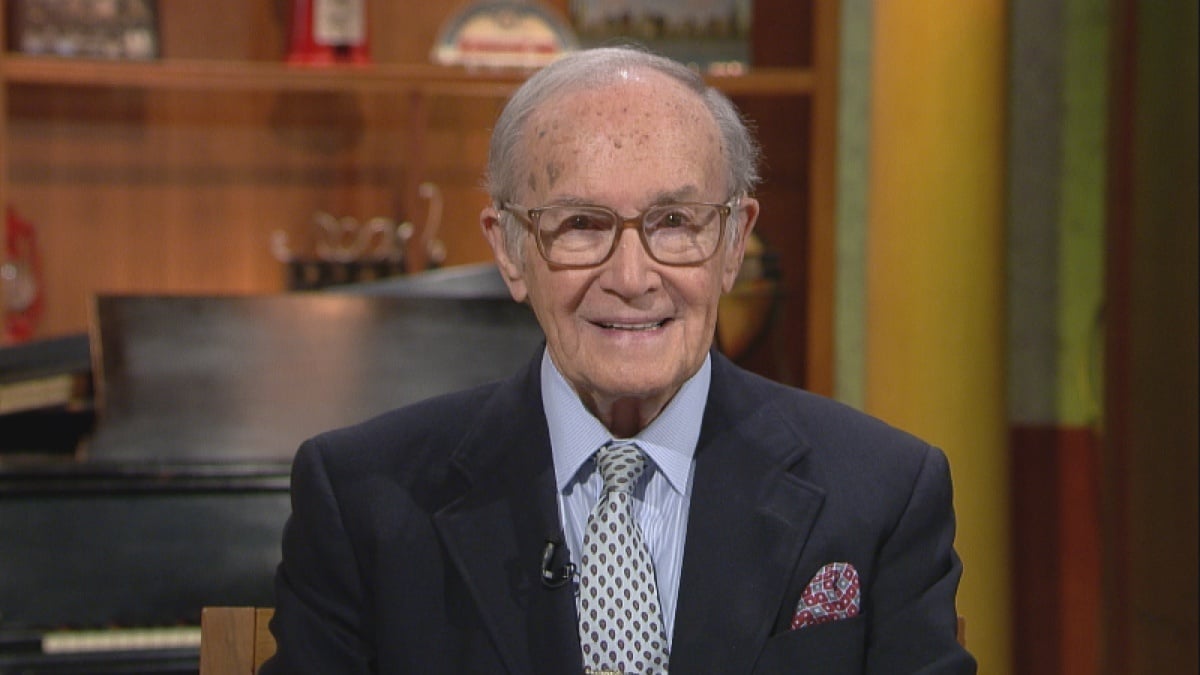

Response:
(790, 562), (862, 630)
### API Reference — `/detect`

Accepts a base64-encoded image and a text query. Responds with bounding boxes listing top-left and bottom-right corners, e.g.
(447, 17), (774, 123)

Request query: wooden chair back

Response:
(199, 607), (276, 674)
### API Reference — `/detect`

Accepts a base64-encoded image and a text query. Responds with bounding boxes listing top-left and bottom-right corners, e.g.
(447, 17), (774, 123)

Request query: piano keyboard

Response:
(40, 626), (201, 654)
(0, 626), (202, 674)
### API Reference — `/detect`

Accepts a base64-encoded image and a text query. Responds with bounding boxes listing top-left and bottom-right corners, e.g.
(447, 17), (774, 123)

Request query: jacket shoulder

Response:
(716, 358), (932, 457)
(712, 359), (945, 499)
(288, 384), (503, 509)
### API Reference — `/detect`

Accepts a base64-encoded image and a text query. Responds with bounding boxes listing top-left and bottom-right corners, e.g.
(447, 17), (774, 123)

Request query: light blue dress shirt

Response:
(541, 349), (708, 646)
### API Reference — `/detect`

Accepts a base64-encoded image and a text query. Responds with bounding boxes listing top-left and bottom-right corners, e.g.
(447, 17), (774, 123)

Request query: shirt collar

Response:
(542, 348), (709, 495)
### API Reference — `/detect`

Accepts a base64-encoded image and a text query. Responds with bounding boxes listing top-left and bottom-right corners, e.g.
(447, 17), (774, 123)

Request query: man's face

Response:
(483, 71), (758, 428)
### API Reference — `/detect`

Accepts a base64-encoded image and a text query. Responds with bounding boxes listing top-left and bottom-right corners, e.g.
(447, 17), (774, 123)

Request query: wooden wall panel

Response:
(7, 82), (507, 336)
(8, 86), (414, 332)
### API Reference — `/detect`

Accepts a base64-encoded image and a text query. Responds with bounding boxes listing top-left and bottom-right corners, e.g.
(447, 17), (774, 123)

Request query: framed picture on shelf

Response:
(431, 1), (579, 70)
(7, 0), (159, 60)
(569, 0), (752, 73)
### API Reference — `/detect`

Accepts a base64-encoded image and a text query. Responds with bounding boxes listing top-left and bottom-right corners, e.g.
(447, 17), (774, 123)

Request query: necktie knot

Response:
(596, 443), (645, 494)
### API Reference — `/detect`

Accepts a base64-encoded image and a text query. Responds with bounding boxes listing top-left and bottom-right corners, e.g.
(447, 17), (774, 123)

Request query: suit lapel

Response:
(669, 354), (827, 674)
(432, 357), (582, 675)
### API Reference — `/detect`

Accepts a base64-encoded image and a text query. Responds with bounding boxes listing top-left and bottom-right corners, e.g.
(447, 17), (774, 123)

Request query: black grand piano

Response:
(0, 265), (542, 673)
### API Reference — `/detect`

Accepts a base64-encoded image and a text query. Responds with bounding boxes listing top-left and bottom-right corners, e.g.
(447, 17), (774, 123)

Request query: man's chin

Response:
(582, 367), (685, 405)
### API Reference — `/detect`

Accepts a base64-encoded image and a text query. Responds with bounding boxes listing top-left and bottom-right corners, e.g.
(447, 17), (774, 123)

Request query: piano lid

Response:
(86, 293), (543, 464)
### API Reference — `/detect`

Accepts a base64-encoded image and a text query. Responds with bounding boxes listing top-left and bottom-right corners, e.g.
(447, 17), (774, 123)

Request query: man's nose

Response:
(603, 226), (658, 294)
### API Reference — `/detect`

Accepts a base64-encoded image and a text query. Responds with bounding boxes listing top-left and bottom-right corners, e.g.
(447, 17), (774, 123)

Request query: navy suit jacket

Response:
(261, 350), (976, 674)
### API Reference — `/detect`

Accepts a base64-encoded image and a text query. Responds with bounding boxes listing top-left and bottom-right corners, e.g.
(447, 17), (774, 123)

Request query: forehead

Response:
(519, 72), (726, 202)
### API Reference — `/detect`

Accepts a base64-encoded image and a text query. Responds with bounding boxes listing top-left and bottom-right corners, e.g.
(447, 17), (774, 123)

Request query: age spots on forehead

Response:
(545, 161), (563, 189)
(522, 168), (557, 197)
(610, 131), (652, 149)
(536, 119), (561, 140)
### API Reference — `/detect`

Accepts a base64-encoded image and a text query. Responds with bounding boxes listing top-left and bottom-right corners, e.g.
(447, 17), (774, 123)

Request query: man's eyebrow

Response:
(546, 187), (703, 208)
(545, 195), (595, 207)
(648, 186), (702, 204)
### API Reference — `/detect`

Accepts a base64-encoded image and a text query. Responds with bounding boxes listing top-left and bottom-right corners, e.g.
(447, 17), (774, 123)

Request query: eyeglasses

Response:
(499, 200), (734, 268)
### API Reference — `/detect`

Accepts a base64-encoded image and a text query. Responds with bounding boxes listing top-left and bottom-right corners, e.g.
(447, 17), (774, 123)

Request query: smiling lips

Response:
(594, 319), (669, 331)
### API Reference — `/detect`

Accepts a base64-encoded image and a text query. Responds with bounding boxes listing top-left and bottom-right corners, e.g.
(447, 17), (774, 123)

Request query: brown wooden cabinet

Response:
(0, 0), (835, 392)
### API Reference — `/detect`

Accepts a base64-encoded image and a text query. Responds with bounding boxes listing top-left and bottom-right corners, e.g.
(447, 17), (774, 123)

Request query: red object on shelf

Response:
(288, 0), (370, 65)
(4, 207), (45, 343)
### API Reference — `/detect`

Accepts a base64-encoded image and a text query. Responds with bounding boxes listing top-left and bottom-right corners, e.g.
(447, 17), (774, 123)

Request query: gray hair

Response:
(486, 46), (761, 258)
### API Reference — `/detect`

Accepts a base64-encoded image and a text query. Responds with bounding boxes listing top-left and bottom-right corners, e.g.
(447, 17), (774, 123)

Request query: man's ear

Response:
(481, 205), (529, 303)
(722, 197), (760, 293)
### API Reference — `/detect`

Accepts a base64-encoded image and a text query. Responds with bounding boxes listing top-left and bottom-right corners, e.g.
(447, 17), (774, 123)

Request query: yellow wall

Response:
(865, 2), (1012, 672)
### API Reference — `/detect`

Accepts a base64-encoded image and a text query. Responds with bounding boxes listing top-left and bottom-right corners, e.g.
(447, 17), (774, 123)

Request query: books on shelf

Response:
(0, 333), (93, 455)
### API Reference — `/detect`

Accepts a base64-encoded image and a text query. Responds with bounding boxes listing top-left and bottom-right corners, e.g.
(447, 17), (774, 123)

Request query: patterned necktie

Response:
(578, 442), (670, 674)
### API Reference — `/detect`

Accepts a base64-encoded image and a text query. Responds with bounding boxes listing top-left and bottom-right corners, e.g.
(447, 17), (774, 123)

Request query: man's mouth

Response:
(594, 319), (669, 331)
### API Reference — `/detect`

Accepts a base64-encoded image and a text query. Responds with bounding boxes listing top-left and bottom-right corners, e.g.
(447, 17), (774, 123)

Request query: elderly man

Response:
(261, 47), (975, 674)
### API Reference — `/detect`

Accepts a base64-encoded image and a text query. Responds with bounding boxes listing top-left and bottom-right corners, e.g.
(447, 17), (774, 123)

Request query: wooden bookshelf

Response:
(0, 0), (834, 392)
(1, 54), (813, 97)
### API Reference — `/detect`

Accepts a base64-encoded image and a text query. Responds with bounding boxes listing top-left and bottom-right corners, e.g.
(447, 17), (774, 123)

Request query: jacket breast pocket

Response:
(752, 615), (866, 674)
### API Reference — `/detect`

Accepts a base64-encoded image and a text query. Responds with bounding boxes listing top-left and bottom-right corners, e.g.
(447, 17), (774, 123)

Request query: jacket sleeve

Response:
(864, 445), (977, 674)
(258, 437), (375, 674)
